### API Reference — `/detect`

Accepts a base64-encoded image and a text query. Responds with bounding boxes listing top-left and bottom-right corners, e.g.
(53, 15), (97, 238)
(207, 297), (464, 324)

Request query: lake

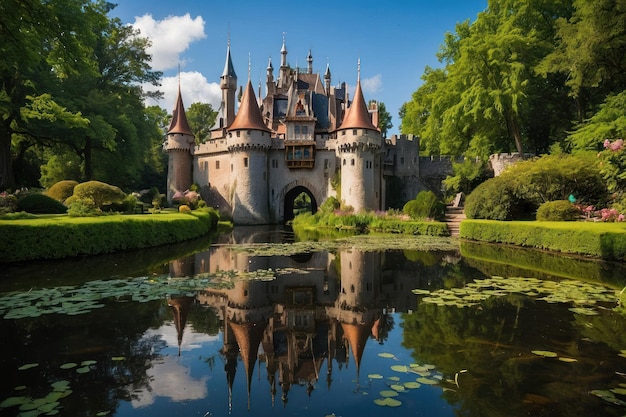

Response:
(2, 226), (626, 417)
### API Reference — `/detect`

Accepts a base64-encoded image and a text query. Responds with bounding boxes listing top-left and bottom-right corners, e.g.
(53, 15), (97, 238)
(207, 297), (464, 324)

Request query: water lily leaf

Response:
(411, 289), (431, 295)
(376, 397), (401, 407)
(0, 396), (29, 408)
(37, 401), (60, 413)
(391, 365), (409, 373)
(379, 390), (399, 397)
(378, 352), (395, 358)
(388, 376), (400, 381)
(390, 384), (405, 392)
(111, 356), (126, 361)
(14, 385), (27, 391)
(18, 363), (39, 371)
(416, 377), (438, 385)
(368, 374), (383, 379)
(404, 381), (421, 389)
(60, 362), (77, 369)
(81, 360), (97, 366)
(50, 381), (70, 391)
(611, 388), (626, 395)
(96, 412), (111, 416)
(76, 366), (90, 374)
(531, 350), (558, 358)
(558, 357), (577, 363)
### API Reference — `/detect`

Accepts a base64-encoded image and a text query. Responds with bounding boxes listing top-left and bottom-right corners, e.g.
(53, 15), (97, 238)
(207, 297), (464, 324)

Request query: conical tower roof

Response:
(337, 60), (377, 131)
(222, 43), (237, 79)
(340, 321), (371, 375)
(228, 80), (271, 132)
(229, 319), (268, 410)
(168, 87), (194, 136)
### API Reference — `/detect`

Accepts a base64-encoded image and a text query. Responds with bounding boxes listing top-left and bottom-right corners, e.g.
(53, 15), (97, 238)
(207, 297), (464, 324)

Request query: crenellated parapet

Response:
(164, 134), (195, 153)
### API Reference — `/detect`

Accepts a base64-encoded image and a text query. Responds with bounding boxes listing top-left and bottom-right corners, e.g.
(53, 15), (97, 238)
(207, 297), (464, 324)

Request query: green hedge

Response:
(0, 209), (218, 262)
(460, 219), (626, 261)
(369, 218), (449, 236)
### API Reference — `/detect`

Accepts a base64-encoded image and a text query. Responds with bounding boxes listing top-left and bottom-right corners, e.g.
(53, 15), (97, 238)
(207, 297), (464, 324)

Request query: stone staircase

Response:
(444, 205), (466, 237)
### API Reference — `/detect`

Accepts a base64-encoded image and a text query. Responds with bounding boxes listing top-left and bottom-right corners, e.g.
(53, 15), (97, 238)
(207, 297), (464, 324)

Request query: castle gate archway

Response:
(281, 180), (320, 223)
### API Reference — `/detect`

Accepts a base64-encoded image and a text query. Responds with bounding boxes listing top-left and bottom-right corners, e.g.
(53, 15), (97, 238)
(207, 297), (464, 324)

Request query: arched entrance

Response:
(283, 186), (318, 223)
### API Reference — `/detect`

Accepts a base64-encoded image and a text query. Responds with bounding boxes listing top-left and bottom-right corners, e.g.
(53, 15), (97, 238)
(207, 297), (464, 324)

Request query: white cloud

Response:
(132, 13), (206, 71)
(144, 71), (222, 113)
(361, 74), (383, 94)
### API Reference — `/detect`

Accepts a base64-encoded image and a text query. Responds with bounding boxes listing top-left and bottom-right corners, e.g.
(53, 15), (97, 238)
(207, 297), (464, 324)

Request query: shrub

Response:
(71, 181), (126, 210)
(465, 176), (526, 220)
(67, 197), (99, 217)
(403, 191), (445, 220)
(16, 193), (67, 214)
(536, 200), (580, 221)
(0, 192), (18, 214)
(45, 180), (78, 202)
(319, 196), (340, 215)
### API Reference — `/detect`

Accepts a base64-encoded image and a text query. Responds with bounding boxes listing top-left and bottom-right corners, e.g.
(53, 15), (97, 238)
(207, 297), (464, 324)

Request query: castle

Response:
(164, 38), (446, 224)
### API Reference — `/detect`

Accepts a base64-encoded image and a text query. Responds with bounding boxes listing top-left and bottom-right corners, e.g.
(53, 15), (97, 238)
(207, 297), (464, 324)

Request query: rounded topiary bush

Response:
(536, 200), (580, 221)
(17, 193), (67, 214)
(465, 176), (520, 220)
(70, 181), (126, 210)
(403, 190), (445, 220)
(45, 180), (78, 202)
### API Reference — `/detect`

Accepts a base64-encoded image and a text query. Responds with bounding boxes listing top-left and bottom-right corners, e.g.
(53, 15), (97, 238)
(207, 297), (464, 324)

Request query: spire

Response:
(336, 60), (377, 131)
(222, 38), (237, 79)
(167, 86), (194, 136)
(280, 32), (287, 67)
(307, 49), (313, 74)
(324, 62), (331, 79)
(228, 80), (271, 132)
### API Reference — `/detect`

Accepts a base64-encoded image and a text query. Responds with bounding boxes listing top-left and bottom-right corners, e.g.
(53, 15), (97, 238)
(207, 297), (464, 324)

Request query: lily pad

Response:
(379, 390), (399, 397)
(76, 366), (91, 374)
(391, 365), (409, 373)
(18, 363), (39, 371)
(81, 360), (97, 366)
(378, 352), (395, 358)
(404, 381), (421, 389)
(0, 396), (29, 408)
(390, 384), (406, 392)
(374, 397), (402, 407)
(368, 374), (383, 379)
(416, 377), (438, 385)
(60, 362), (78, 369)
(558, 357), (577, 363)
(531, 350), (558, 358)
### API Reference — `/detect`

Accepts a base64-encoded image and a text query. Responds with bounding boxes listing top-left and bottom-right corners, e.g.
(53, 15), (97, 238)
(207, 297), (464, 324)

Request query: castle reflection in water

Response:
(165, 229), (456, 408)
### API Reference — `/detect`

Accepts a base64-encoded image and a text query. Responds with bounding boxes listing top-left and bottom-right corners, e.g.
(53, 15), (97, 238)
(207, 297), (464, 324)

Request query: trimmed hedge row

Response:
(369, 219), (450, 236)
(0, 210), (218, 262)
(460, 219), (626, 261)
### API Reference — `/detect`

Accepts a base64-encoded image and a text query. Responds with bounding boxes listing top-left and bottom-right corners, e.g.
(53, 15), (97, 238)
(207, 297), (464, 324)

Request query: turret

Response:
(164, 86), (195, 203)
(227, 79), (272, 224)
(220, 42), (238, 127)
(306, 49), (313, 74)
(324, 63), (331, 96)
(335, 60), (382, 212)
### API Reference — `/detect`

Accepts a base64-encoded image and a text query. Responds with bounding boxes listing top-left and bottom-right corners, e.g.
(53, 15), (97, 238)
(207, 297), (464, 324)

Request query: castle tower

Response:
(306, 49), (313, 74)
(164, 86), (195, 203)
(227, 79), (272, 224)
(335, 61), (383, 212)
(220, 41), (238, 127)
(279, 35), (290, 89)
(266, 57), (275, 96)
(324, 63), (331, 96)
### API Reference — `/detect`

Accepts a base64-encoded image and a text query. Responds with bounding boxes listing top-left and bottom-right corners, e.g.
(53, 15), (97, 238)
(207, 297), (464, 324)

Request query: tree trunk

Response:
(84, 136), (92, 180)
(0, 124), (16, 191)
(506, 111), (524, 155)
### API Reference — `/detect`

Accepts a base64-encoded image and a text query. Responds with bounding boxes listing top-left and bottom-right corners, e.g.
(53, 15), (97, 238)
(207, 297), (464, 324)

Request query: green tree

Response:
(401, 0), (574, 159)
(186, 102), (217, 143)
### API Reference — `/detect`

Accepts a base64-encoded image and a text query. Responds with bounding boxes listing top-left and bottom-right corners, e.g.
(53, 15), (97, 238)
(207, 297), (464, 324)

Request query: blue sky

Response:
(111, 0), (487, 135)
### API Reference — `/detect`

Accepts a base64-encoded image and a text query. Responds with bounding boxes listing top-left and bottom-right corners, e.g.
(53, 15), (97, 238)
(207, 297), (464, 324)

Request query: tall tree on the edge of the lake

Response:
(537, 0), (626, 150)
(400, 0), (575, 159)
(1, 0), (163, 191)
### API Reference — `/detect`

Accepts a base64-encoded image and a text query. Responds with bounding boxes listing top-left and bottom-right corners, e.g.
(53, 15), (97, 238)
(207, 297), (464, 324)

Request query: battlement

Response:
(489, 152), (534, 176)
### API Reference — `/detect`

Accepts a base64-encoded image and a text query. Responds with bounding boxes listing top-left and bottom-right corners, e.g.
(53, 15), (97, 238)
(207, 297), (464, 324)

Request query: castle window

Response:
(341, 131), (346, 136)
(400, 157), (405, 165)
(343, 159), (346, 166)
(231, 164), (233, 172)
(353, 129), (357, 135)
(244, 157), (249, 168)
(216, 160), (220, 169)
(284, 144), (315, 169)
(204, 161), (208, 171)
(324, 159), (329, 169)
(351, 159), (355, 166)
(236, 131), (241, 137)
(302, 126), (308, 135)
(295, 126), (300, 134)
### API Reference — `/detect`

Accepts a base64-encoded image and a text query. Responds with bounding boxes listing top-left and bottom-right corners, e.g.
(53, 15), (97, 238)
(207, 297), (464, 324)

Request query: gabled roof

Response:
(336, 80), (377, 131)
(228, 80), (272, 132)
(168, 87), (194, 136)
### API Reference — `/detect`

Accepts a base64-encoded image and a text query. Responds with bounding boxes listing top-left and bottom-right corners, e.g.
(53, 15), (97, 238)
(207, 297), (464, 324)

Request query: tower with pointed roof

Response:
(335, 60), (383, 212)
(220, 41), (238, 128)
(164, 86), (195, 203)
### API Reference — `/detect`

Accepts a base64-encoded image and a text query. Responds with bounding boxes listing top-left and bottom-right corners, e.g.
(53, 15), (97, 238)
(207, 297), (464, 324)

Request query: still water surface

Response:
(2, 226), (626, 417)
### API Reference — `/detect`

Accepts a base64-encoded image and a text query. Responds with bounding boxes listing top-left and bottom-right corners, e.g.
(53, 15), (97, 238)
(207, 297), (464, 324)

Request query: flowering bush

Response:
(172, 189), (201, 209)
(599, 139), (626, 193)
(0, 191), (18, 215)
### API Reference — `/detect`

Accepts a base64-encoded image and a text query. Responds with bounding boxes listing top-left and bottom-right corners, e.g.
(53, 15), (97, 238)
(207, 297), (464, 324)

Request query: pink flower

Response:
(619, 214), (625, 222)
(611, 139), (624, 151)
(604, 139), (611, 148)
